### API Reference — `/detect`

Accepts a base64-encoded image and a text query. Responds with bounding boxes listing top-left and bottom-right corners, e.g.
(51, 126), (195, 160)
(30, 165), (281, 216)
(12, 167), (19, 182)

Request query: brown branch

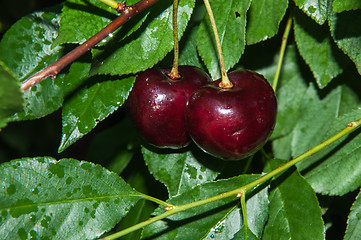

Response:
(21, 0), (159, 91)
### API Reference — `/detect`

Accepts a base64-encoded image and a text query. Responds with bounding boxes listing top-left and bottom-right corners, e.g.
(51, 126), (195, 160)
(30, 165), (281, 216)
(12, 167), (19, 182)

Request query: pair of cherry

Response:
(129, 65), (277, 160)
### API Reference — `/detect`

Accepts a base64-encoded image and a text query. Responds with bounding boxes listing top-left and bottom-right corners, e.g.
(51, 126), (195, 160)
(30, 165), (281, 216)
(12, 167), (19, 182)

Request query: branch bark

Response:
(21, 0), (159, 91)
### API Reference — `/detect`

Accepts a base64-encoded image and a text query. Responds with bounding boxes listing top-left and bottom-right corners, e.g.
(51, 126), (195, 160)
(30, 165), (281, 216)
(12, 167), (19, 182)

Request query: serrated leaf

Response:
(294, 9), (343, 88)
(0, 157), (141, 239)
(142, 175), (269, 239)
(297, 109), (361, 195)
(0, 8), (65, 120)
(262, 159), (325, 240)
(291, 84), (341, 157)
(54, 0), (147, 47)
(91, 0), (195, 76)
(344, 190), (361, 240)
(0, 61), (23, 129)
(54, 0), (116, 46)
(246, 0), (288, 44)
(197, 0), (251, 80)
(142, 146), (223, 197)
(328, 6), (361, 74)
(59, 76), (134, 152)
(294, 0), (329, 24)
(333, 0), (361, 13)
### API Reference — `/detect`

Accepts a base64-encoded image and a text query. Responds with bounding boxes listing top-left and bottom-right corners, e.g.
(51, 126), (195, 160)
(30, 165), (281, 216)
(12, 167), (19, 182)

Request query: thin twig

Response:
(21, 0), (159, 91)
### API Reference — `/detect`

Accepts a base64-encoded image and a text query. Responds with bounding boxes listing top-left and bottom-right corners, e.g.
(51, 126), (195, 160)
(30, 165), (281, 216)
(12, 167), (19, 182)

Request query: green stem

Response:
(169, 0), (181, 79)
(133, 194), (174, 208)
(202, 0), (232, 88)
(98, 0), (119, 10)
(240, 190), (248, 237)
(272, 13), (293, 91)
(102, 119), (361, 240)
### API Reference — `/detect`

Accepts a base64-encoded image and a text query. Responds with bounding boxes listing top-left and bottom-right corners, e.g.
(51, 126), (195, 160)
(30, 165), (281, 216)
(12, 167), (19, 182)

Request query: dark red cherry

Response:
(185, 70), (277, 160)
(129, 65), (212, 148)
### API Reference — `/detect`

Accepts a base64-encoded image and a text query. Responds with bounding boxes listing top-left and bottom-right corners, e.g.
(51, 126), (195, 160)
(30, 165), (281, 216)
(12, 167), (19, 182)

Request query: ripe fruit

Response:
(185, 70), (277, 160)
(129, 65), (211, 148)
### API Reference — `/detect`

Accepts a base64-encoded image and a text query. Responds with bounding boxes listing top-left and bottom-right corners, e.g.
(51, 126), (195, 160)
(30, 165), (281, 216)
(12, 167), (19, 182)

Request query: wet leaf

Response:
(0, 157), (141, 240)
(0, 8), (65, 120)
(294, 0), (329, 24)
(54, 0), (147, 47)
(59, 76), (134, 152)
(142, 146), (223, 197)
(91, 0), (195, 76)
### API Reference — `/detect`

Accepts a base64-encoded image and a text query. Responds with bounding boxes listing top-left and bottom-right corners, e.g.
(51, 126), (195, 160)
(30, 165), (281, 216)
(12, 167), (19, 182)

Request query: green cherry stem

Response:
(202, 0), (233, 89)
(272, 13), (293, 91)
(168, 0), (181, 79)
(102, 118), (361, 240)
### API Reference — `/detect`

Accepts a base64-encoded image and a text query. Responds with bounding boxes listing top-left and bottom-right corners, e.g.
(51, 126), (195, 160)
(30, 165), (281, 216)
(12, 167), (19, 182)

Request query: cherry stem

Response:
(168, 0), (181, 79)
(101, 118), (361, 240)
(202, 0), (232, 89)
(272, 12), (293, 91)
(21, 0), (159, 92)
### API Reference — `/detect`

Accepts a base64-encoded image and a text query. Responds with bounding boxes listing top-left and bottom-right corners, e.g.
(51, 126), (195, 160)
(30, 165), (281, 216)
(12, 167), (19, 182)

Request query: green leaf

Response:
(142, 146), (223, 197)
(328, 6), (361, 75)
(272, 133), (293, 160)
(294, 0), (329, 24)
(197, 0), (252, 80)
(262, 159), (325, 240)
(54, 0), (147, 47)
(0, 157), (140, 239)
(344, 190), (361, 240)
(0, 61), (23, 129)
(297, 109), (361, 195)
(91, 0), (195, 76)
(294, 9), (343, 88)
(178, 26), (203, 68)
(54, 0), (116, 46)
(291, 84), (341, 157)
(246, 0), (288, 45)
(333, 0), (361, 13)
(59, 76), (134, 152)
(270, 45), (309, 139)
(0, 8), (66, 120)
(142, 175), (269, 239)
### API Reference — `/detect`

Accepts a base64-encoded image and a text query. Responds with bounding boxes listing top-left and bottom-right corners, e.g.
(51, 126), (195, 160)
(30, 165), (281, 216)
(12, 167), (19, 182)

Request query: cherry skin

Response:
(129, 65), (212, 148)
(185, 70), (277, 160)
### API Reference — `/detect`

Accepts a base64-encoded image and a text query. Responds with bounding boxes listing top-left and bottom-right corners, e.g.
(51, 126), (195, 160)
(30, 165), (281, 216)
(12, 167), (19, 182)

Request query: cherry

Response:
(185, 70), (277, 160)
(129, 65), (212, 148)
